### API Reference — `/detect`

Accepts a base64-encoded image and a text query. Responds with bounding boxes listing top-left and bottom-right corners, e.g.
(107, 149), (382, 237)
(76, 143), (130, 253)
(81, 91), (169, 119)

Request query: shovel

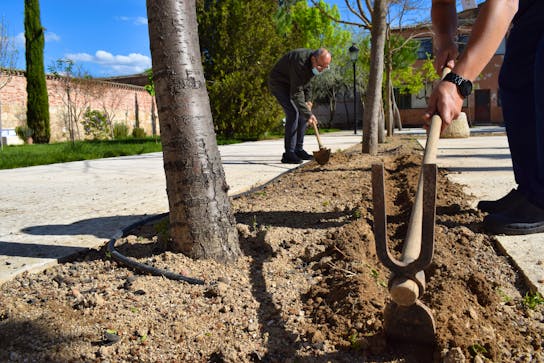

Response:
(311, 122), (331, 165)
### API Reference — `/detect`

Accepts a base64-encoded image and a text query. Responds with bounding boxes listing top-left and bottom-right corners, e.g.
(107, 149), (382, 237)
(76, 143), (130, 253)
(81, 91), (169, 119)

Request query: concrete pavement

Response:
(0, 131), (361, 284)
(419, 133), (544, 293)
(0, 128), (541, 293)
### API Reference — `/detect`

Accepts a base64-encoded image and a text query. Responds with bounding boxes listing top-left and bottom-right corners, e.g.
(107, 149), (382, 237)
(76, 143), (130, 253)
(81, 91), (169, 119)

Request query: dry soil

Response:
(0, 135), (543, 363)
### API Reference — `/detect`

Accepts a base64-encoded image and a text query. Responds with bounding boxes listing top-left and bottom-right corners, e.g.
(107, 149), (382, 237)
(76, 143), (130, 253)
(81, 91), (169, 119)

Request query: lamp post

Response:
(348, 43), (359, 134)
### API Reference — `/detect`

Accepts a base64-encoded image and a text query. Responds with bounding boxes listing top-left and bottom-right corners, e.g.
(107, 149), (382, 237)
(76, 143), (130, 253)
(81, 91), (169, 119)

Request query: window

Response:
(416, 38), (433, 60)
(394, 89), (412, 109)
(458, 34), (470, 54)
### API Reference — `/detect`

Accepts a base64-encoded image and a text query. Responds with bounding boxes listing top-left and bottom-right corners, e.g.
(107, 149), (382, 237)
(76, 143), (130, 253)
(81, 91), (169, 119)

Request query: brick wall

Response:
(0, 70), (157, 142)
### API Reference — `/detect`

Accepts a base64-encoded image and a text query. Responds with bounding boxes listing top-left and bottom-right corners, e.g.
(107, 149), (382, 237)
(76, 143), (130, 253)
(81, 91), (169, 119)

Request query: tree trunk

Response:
(384, 56), (394, 137)
(384, 27), (393, 137)
(151, 98), (157, 137)
(146, 0), (241, 263)
(134, 92), (140, 129)
(362, 0), (387, 155)
(392, 86), (403, 131)
(378, 99), (386, 143)
(343, 93), (350, 129)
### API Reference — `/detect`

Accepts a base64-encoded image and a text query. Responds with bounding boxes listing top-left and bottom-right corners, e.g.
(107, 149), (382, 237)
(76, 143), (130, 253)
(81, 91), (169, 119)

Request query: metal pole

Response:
(353, 62), (357, 134)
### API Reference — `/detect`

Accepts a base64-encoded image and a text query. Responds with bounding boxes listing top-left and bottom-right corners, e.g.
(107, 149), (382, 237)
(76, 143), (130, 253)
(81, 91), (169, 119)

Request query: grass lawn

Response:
(0, 129), (341, 170)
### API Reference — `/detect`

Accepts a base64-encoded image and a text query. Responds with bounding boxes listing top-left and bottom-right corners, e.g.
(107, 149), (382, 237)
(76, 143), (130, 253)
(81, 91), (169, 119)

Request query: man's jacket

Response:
(268, 48), (314, 119)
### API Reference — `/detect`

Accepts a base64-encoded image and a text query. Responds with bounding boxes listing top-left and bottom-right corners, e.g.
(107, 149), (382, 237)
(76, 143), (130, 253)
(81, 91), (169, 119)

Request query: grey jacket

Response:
(268, 48), (314, 119)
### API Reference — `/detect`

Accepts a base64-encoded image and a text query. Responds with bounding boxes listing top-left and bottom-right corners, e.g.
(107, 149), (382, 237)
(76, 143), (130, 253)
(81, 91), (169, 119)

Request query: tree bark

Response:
(392, 86), (403, 131)
(146, 0), (241, 263)
(362, 0), (387, 155)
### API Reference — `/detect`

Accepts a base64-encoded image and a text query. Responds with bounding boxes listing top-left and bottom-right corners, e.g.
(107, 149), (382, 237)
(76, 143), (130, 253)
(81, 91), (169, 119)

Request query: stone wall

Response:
(0, 70), (157, 142)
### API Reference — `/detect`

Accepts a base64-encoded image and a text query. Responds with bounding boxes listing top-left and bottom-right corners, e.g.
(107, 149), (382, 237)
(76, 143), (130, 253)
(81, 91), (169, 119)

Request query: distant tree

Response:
(384, 34), (419, 134)
(146, 0), (240, 262)
(277, 0), (355, 126)
(283, 0), (351, 54)
(0, 17), (19, 150)
(143, 68), (158, 137)
(197, 0), (286, 139)
(48, 59), (97, 143)
(24, 0), (50, 143)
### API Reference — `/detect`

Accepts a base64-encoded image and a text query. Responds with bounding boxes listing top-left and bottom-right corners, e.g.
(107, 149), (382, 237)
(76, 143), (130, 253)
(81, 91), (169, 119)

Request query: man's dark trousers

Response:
(270, 87), (308, 154)
(499, 0), (544, 208)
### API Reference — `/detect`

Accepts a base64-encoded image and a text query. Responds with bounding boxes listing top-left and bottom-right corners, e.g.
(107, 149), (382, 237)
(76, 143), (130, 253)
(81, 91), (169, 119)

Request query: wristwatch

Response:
(443, 72), (473, 98)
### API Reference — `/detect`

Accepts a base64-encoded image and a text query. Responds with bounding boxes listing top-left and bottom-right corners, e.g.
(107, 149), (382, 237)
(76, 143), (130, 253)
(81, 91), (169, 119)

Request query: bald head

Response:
(311, 48), (332, 73)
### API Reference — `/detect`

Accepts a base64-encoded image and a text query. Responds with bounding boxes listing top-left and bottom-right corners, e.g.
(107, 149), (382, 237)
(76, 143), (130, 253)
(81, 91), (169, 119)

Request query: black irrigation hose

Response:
(106, 213), (205, 285)
(108, 164), (305, 285)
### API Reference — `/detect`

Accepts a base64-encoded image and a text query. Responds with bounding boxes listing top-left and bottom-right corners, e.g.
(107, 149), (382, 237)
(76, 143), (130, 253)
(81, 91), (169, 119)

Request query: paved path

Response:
(0, 131), (361, 283)
(1, 128), (541, 293)
(420, 134), (544, 292)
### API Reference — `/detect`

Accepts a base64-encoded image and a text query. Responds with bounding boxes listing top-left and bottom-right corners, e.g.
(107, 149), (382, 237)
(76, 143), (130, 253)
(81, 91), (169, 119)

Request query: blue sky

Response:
(2, 0), (151, 77)
(1, 1), (479, 78)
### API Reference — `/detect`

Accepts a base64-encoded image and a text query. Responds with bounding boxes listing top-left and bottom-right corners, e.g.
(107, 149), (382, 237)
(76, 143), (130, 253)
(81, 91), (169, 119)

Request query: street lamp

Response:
(348, 43), (359, 134)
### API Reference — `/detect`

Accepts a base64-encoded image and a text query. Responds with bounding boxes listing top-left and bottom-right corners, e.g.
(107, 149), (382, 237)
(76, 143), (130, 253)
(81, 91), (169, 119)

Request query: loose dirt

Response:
(1, 135), (542, 362)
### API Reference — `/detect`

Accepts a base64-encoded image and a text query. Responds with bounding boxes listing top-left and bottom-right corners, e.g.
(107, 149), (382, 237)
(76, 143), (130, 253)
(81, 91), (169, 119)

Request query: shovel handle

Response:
(311, 122), (324, 149)
(389, 67), (450, 306)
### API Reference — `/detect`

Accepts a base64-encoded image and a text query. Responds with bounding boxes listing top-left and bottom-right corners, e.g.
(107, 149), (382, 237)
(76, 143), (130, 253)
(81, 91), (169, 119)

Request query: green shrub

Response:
(81, 109), (111, 140)
(207, 71), (283, 139)
(15, 125), (34, 143)
(113, 123), (129, 139)
(132, 127), (146, 139)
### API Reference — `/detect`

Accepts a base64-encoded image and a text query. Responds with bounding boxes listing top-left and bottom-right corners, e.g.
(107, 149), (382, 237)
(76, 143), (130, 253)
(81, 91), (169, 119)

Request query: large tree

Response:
(24, 0), (50, 143)
(146, 0), (240, 262)
(0, 17), (18, 150)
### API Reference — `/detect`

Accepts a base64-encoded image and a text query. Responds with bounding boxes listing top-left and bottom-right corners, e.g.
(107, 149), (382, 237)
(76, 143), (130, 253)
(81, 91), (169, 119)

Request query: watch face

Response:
(444, 72), (472, 97)
(460, 80), (472, 97)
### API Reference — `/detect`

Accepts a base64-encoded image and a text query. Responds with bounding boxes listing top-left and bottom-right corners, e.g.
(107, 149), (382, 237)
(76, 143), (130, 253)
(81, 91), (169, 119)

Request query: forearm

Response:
(453, 0), (518, 80)
(432, 0), (457, 46)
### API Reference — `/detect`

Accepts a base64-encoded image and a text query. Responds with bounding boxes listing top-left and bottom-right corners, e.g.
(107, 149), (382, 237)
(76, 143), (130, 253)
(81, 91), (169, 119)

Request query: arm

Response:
(451, 0), (518, 80)
(425, 0), (518, 129)
(289, 66), (313, 119)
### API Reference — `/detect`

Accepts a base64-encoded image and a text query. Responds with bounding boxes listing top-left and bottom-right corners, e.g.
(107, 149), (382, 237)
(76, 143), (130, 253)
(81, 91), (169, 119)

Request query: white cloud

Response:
(134, 17), (148, 25)
(65, 50), (151, 75)
(13, 31), (60, 47)
(65, 52), (94, 62)
(44, 32), (60, 42)
(117, 16), (148, 26)
(14, 32), (25, 47)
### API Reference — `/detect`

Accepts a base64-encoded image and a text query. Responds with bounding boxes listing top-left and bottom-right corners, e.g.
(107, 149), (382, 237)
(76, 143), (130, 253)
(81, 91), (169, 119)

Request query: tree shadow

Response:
(237, 224), (437, 362)
(239, 229), (302, 361)
(0, 319), (105, 361)
(235, 210), (356, 230)
(21, 214), (162, 239)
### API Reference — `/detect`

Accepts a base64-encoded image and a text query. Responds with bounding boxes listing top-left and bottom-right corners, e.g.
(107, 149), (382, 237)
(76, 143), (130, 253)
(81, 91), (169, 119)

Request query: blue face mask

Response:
(312, 67), (320, 76)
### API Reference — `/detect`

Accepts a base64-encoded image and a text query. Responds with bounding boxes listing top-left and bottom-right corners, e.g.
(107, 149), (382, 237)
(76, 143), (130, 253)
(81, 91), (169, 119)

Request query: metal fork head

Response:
(371, 162), (437, 295)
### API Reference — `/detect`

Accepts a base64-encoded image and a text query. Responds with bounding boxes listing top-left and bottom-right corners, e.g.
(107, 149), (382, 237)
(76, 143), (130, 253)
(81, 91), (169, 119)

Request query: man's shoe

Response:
(281, 152), (303, 164)
(295, 149), (313, 160)
(483, 196), (544, 235)
(477, 188), (524, 213)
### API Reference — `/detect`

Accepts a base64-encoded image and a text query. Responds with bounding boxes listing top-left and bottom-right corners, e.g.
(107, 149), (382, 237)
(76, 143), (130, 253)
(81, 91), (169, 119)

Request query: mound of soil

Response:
(1, 135), (542, 362)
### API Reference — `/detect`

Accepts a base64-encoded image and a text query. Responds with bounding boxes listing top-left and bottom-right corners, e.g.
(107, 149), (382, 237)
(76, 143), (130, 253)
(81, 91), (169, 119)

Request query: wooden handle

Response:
(312, 122), (324, 149)
(389, 67), (450, 306)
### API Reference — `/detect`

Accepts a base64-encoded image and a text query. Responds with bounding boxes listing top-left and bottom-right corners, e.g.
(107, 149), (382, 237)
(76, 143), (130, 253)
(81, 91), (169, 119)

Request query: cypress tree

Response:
(24, 0), (50, 143)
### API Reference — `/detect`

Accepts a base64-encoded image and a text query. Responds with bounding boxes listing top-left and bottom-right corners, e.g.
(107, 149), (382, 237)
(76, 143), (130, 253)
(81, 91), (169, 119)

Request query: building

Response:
(394, 4), (505, 127)
(0, 70), (156, 143)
